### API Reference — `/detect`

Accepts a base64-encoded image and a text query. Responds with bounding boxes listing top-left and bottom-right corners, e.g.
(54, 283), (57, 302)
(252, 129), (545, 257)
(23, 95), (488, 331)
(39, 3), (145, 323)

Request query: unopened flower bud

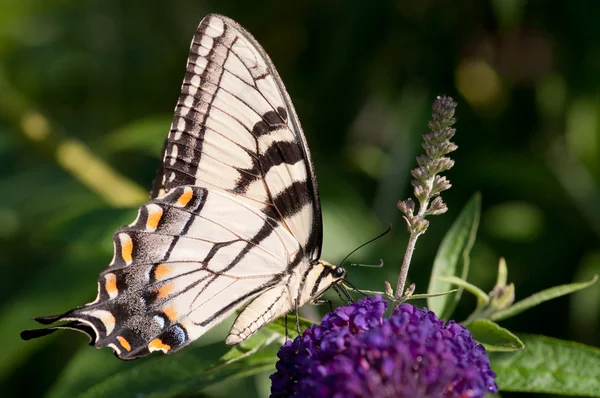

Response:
(416, 155), (430, 167)
(431, 175), (451, 195)
(384, 281), (394, 297)
(490, 283), (515, 311)
(410, 166), (426, 181)
(412, 183), (426, 201)
(437, 157), (455, 173)
(413, 218), (429, 235)
(397, 199), (415, 216)
(426, 197), (448, 216)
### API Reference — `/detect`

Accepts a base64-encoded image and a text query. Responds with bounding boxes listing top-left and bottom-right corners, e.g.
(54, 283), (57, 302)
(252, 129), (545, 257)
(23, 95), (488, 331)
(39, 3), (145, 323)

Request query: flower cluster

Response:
(395, 96), (458, 299)
(398, 95), (457, 238)
(270, 296), (497, 397)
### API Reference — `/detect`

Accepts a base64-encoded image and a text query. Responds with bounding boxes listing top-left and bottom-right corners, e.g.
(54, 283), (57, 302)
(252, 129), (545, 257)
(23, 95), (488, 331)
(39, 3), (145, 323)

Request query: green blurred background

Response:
(1, 0), (599, 397)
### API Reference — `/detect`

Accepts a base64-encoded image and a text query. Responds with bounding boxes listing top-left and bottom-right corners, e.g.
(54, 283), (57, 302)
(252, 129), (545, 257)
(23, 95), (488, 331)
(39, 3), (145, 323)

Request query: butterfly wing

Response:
(22, 186), (300, 359)
(22, 14), (337, 358)
(157, 14), (322, 261)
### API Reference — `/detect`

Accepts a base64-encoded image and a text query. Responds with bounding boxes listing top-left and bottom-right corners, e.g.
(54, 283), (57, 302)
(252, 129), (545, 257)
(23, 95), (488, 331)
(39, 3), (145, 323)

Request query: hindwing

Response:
(23, 186), (300, 359)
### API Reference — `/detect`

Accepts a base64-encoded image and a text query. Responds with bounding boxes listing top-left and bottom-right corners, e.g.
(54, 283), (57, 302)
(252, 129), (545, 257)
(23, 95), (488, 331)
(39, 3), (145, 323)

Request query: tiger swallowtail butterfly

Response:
(21, 14), (347, 360)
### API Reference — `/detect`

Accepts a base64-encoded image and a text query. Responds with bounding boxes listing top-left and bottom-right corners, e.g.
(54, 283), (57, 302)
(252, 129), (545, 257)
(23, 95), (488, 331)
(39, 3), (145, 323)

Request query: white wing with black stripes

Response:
(21, 14), (346, 359)
(156, 14), (323, 261)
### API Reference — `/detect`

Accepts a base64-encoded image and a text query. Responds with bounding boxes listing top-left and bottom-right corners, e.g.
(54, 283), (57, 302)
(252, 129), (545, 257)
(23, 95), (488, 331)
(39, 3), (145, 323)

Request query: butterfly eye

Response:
(333, 267), (345, 278)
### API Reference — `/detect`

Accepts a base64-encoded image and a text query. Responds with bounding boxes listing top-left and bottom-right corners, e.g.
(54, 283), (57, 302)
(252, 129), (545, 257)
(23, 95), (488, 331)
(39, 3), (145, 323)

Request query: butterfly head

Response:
(310, 260), (346, 298)
(305, 260), (350, 304)
(332, 264), (346, 279)
(316, 259), (346, 282)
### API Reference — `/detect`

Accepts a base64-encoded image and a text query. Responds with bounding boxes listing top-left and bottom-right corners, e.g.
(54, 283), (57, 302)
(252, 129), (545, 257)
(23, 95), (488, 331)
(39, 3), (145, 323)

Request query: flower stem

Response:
(395, 233), (418, 299)
(395, 195), (429, 303)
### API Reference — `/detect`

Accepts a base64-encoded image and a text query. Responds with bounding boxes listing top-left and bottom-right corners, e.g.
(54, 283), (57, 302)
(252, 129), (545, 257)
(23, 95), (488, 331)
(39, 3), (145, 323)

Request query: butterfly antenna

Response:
(339, 224), (392, 267)
(349, 258), (384, 268)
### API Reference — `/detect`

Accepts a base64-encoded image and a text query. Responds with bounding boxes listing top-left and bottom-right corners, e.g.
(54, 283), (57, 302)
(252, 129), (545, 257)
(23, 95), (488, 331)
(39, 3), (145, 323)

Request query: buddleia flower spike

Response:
(395, 95), (458, 299)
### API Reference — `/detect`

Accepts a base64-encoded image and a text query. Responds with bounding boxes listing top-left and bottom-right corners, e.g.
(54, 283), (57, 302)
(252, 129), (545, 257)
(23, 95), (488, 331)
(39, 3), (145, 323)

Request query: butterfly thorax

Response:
(293, 259), (344, 306)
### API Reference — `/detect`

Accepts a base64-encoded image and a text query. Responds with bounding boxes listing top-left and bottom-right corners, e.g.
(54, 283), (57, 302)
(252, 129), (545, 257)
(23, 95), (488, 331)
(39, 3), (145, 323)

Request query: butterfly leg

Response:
(294, 299), (301, 336)
(333, 284), (354, 304)
(340, 284), (355, 303)
(312, 298), (333, 312)
(284, 313), (289, 341)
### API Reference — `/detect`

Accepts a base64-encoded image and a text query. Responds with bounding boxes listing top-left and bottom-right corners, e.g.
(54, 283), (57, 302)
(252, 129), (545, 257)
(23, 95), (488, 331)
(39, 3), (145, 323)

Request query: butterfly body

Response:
(22, 14), (346, 360)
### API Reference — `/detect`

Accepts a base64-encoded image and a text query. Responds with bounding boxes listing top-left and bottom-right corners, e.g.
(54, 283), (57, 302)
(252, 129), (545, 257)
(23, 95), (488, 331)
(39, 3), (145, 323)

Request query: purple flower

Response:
(270, 296), (497, 398)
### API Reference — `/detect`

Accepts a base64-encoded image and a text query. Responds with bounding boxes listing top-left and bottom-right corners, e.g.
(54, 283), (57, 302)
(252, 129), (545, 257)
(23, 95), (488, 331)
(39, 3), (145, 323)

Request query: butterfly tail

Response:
(21, 315), (97, 344)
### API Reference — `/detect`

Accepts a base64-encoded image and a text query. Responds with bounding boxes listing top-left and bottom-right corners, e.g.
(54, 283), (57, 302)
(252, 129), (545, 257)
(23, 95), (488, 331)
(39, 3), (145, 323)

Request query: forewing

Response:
(159, 14), (322, 260)
(22, 186), (300, 359)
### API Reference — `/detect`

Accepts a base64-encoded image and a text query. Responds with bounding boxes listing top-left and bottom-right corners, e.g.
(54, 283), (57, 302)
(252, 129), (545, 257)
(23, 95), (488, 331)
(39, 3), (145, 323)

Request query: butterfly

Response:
(21, 14), (348, 360)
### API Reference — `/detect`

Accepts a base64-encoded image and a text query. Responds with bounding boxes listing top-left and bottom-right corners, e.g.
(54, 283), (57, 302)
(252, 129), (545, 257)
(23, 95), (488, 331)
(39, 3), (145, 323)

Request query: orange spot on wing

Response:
(116, 336), (131, 351)
(104, 273), (118, 297)
(163, 306), (178, 321)
(177, 188), (193, 207)
(148, 338), (171, 353)
(119, 233), (133, 265)
(146, 206), (163, 230)
(156, 282), (174, 299)
(154, 264), (171, 281)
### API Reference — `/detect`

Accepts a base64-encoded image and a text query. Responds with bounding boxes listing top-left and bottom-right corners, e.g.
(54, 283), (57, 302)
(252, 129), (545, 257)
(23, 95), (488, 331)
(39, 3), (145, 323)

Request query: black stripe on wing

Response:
(155, 14), (323, 260)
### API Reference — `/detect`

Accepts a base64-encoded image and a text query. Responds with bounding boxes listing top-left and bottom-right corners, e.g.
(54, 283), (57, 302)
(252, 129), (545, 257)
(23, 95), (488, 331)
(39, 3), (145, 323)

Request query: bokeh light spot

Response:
(0, 207), (19, 238)
(566, 98), (598, 164)
(56, 139), (147, 208)
(455, 59), (502, 107)
(21, 112), (50, 142)
(484, 201), (544, 241)
(535, 73), (566, 117)
(348, 144), (386, 179)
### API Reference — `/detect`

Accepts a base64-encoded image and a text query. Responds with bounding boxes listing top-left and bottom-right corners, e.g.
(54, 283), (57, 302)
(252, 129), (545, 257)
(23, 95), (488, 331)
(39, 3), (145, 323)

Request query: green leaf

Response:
(0, 243), (114, 383)
(491, 275), (598, 321)
(98, 116), (172, 157)
(403, 289), (458, 301)
(0, 206), (133, 382)
(211, 332), (279, 370)
(467, 319), (524, 352)
(0, 166), (104, 220)
(427, 193), (481, 319)
(264, 315), (314, 340)
(78, 331), (280, 398)
(47, 318), (236, 398)
(434, 275), (489, 306)
(492, 334), (600, 396)
(43, 206), (137, 247)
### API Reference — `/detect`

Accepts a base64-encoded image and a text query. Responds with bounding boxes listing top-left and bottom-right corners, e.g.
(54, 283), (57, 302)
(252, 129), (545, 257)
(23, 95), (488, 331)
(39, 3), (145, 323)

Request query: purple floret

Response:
(270, 295), (497, 398)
